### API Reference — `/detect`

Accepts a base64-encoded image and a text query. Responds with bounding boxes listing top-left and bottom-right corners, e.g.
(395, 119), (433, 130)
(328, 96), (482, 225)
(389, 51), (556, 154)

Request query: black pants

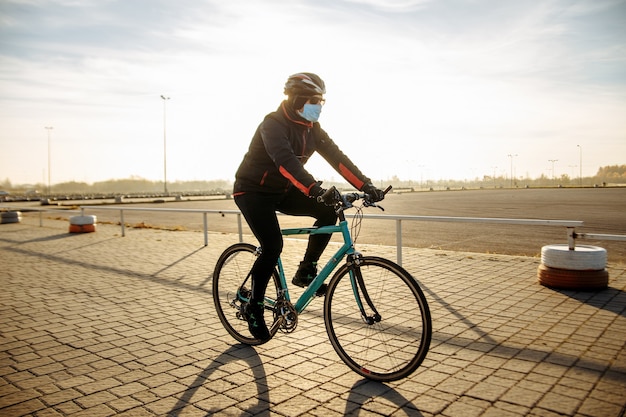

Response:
(234, 187), (337, 302)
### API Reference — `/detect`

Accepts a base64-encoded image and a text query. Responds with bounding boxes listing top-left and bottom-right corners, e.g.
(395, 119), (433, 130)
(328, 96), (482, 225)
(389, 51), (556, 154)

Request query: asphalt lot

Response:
(12, 187), (626, 263)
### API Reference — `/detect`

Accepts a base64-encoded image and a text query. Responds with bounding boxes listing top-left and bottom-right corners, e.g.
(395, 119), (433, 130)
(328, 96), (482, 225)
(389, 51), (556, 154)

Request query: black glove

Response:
(317, 186), (340, 205)
(362, 183), (385, 202)
(309, 181), (326, 199)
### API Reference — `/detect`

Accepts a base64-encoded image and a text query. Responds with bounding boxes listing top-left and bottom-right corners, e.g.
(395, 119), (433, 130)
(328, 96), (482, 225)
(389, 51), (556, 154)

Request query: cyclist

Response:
(232, 72), (385, 340)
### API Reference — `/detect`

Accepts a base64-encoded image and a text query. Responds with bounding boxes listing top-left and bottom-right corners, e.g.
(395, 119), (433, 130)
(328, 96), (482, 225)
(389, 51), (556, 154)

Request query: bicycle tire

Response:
(212, 243), (280, 345)
(324, 256), (431, 382)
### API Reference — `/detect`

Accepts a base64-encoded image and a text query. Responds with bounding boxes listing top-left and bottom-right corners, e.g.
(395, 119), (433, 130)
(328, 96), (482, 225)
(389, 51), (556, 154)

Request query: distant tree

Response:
(1, 178), (12, 190)
(595, 165), (626, 183)
(55, 181), (90, 193)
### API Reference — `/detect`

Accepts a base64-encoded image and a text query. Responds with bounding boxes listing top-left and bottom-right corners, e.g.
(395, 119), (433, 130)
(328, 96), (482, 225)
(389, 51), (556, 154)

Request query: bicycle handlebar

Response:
(318, 185), (392, 212)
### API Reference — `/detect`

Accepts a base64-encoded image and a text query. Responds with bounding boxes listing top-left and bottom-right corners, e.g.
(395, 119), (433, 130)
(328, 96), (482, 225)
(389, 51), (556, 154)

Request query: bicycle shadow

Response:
(344, 379), (423, 416)
(166, 344), (270, 416)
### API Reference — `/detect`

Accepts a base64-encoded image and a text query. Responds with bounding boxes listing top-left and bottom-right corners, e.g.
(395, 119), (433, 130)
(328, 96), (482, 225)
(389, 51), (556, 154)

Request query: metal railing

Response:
(78, 206), (246, 247)
(74, 206), (587, 266)
(5, 204), (625, 266)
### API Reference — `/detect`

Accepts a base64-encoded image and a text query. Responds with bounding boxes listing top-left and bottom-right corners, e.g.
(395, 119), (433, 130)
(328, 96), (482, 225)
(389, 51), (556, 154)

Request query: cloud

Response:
(0, 0), (624, 185)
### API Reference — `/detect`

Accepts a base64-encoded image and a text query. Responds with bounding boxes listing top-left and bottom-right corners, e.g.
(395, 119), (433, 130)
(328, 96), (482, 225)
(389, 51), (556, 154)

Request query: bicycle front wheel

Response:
(324, 256), (432, 382)
(212, 243), (279, 345)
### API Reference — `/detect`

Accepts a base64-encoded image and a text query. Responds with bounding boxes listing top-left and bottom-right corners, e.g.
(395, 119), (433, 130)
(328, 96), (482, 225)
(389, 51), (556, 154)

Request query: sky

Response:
(1, 0), (625, 188)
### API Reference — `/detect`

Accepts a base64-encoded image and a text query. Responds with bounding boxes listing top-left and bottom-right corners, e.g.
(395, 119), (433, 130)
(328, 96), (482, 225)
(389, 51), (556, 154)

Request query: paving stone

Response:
(74, 390), (118, 409)
(107, 396), (144, 413)
(0, 220), (624, 416)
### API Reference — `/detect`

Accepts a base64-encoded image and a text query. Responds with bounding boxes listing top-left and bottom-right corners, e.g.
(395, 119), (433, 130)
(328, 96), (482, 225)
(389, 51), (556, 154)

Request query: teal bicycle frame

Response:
(268, 219), (356, 314)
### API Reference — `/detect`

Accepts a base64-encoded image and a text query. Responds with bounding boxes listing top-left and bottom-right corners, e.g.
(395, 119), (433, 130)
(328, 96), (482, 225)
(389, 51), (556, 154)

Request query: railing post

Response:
(567, 227), (576, 250)
(396, 219), (403, 266)
(120, 209), (125, 237)
(203, 212), (208, 246)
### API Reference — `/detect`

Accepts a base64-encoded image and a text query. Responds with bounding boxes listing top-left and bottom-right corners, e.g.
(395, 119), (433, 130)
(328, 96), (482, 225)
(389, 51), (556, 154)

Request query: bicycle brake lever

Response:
(362, 195), (382, 209)
(367, 201), (384, 211)
(363, 185), (392, 208)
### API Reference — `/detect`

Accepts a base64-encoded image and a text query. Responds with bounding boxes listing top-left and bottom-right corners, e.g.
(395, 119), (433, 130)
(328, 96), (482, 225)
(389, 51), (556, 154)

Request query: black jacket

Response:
(233, 102), (371, 196)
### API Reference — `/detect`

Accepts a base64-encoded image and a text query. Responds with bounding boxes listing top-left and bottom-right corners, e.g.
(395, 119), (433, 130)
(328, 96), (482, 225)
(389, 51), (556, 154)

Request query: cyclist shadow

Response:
(345, 379), (423, 416)
(167, 344), (423, 416)
(166, 344), (270, 417)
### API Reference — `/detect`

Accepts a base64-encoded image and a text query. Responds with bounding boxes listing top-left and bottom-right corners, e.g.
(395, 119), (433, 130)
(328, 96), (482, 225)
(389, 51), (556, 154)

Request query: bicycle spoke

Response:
(325, 257), (431, 381)
(213, 244), (280, 345)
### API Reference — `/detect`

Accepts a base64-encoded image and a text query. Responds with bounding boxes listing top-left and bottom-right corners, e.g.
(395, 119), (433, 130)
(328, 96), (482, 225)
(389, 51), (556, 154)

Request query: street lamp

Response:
(577, 145), (582, 187)
(548, 159), (558, 184)
(507, 154), (517, 188)
(161, 95), (170, 194)
(45, 126), (53, 195)
(491, 166), (498, 188)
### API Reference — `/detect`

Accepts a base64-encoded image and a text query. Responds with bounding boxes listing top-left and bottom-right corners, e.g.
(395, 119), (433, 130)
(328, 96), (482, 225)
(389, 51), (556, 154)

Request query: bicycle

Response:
(212, 186), (432, 382)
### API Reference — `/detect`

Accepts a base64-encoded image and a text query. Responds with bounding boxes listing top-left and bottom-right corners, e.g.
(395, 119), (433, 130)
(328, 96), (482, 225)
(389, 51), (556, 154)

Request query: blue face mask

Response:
(298, 103), (322, 122)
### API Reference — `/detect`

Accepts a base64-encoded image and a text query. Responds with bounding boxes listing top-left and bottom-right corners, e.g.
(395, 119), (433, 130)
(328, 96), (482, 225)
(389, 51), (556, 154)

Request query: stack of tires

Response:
(538, 244), (608, 290)
(1, 211), (21, 224)
(69, 215), (97, 233)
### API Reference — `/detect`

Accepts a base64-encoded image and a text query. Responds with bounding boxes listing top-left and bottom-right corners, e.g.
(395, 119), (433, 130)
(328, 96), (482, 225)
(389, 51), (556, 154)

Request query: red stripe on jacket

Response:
(279, 166), (316, 196)
(339, 163), (365, 190)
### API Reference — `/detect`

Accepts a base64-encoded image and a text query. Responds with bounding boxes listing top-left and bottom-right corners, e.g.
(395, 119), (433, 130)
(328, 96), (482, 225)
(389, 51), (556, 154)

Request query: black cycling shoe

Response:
(292, 261), (317, 288)
(243, 301), (270, 341)
(315, 283), (328, 297)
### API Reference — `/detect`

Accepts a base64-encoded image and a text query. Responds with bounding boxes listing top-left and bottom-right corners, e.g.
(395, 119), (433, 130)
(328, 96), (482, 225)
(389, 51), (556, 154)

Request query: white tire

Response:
(69, 215), (97, 225)
(541, 244), (607, 271)
(1, 211), (21, 224)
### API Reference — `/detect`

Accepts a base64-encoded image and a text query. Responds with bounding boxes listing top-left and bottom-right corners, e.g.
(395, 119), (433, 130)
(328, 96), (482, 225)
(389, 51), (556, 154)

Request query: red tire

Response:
(69, 224), (96, 233)
(537, 264), (608, 290)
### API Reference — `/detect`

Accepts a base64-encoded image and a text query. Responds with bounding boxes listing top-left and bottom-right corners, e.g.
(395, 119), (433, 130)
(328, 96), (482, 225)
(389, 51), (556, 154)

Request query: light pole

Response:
(45, 126), (53, 195)
(577, 144), (582, 187)
(507, 154), (517, 188)
(548, 159), (558, 184)
(161, 95), (170, 194)
(491, 166), (498, 188)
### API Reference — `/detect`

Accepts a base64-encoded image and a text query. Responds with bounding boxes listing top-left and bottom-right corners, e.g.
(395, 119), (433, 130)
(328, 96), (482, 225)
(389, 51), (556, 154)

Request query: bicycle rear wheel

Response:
(324, 256), (431, 382)
(212, 243), (280, 345)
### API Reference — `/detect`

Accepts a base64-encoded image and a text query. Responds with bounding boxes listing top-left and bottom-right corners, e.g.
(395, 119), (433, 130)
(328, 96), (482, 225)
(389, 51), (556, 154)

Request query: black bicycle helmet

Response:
(284, 72), (326, 96)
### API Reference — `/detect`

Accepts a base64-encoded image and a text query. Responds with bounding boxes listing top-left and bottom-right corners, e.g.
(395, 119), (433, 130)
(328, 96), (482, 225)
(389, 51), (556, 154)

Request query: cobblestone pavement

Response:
(1, 218), (625, 416)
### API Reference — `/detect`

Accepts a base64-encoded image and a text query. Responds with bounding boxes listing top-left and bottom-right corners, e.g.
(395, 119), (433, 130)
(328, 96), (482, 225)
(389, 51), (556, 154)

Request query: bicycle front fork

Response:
(347, 253), (382, 325)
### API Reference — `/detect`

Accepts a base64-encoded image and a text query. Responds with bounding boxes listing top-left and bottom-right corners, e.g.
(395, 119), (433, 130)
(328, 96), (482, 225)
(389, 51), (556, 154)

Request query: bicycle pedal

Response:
(315, 284), (328, 297)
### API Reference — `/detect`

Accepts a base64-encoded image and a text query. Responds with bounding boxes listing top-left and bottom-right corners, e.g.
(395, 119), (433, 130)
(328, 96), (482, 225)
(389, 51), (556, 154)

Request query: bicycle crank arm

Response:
(269, 316), (284, 337)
